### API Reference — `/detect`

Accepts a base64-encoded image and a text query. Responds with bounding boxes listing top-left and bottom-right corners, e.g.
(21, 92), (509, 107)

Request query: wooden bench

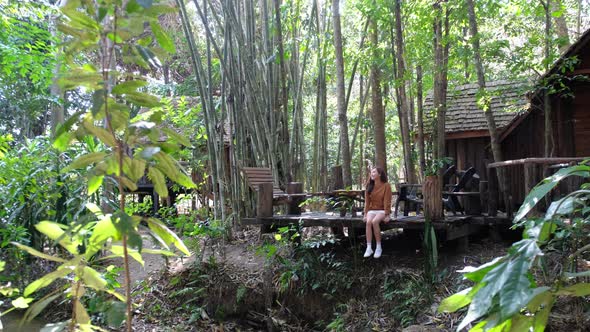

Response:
(242, 167), (307, 216)
(242, 167), (286, 197)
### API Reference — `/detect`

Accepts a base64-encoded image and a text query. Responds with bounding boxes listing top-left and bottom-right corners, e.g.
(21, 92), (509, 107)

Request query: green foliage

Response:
(0, 1), (57, 139)
(424, 156), (453, 177)
(383, 273), (433, 328)
(6, 0), (196, 329)
(439, 161), (590, 331)
(0, 137), (88, 257)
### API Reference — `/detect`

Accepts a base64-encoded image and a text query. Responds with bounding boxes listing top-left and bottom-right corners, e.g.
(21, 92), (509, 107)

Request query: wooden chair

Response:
(242, 167), (289, 201)
(394, 183), (423, 217)
(443, 167), (477, 215)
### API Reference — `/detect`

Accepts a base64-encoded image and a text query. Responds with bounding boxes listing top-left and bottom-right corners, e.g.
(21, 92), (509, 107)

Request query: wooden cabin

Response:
(424, 79), (530, 180)
(425, 28), (590, 209)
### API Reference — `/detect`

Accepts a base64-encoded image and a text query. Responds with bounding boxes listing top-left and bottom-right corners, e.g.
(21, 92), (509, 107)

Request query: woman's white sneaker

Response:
(363, 247), (373, 258)
(374, 248), (382, 258)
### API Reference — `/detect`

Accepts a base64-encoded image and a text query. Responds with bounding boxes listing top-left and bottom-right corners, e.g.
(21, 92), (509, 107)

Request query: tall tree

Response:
(432, 0), (449, 166)
(332, 0), (352, 187)
(541, 0), (555, 157)
(416, 65), (426, 178)
(393, 0), (416, 183)
(370, 17), (387, 172)
(467, 0), (511, 212)
(552, 0), (570, 51)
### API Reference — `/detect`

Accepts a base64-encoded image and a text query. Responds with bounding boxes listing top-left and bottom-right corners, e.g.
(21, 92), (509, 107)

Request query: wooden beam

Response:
(571, 69), (590, 75)
(488, 157), (589, 168)
(445, 130), (490, 140)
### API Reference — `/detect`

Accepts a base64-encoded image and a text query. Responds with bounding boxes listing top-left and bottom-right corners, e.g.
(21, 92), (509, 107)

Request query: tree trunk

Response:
(432, 1), (446, 165)
(467, 0), (511, 214)
(543, 0), (554, 158)
(416, 65), (426, 179)
(552, 0), (570, 51)
(423, 175), (442, 221)
(370, 19), (387, 172)
(332, 0), (352, 188)
(393, 0), (416, 184)
(274, 0), (291, 181)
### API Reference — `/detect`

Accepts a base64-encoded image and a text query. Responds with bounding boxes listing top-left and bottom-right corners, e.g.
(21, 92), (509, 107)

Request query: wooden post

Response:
(287, 182), (303, 215)
(524, 162), (539, 215)
(258, 183), (274, 234)
(153, 192), (160, 215)
(331, 165), (344, 190)
(487, 166), (498, 217)
(523, 162), (538, 196)
(479, 181), (488, 213)
(423, 176), (443, 221)
(330, 166), (344, 237)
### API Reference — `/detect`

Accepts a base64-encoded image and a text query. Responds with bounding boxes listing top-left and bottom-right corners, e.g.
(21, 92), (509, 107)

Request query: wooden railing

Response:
(487, 157), (588, 216)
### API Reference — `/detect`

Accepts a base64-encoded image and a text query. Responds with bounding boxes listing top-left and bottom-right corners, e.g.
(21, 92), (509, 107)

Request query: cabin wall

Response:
(445, 137), (490, 181)
(573, 83), (590, 156)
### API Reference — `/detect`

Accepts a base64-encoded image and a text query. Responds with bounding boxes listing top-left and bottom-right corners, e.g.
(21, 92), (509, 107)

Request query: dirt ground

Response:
(123, 225), (515, 331)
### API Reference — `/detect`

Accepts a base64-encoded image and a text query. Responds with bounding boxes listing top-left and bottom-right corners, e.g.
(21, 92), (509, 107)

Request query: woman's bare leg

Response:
(366, 213), (375, 244)
(371, 213), (386, 243)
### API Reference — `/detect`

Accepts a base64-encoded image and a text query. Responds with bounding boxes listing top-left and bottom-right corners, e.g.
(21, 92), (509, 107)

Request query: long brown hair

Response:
(367, 167), (388, 194)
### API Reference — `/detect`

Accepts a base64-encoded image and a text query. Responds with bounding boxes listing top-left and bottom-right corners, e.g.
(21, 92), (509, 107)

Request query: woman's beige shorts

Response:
(366, 210), (386, 217)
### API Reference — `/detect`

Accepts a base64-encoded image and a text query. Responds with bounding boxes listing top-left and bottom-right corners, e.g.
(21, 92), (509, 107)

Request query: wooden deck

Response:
(242, 212), (511, 241)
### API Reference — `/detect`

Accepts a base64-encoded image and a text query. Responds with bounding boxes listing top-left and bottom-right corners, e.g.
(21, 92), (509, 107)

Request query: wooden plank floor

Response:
(242, 212), (511, 232)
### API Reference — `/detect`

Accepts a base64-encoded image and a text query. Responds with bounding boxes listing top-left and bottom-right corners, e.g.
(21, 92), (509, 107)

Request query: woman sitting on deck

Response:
(363, 167), (392, 258)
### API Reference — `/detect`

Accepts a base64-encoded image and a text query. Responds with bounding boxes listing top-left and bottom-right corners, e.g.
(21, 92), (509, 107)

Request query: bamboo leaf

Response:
(23, 290), (62, 323)
(154, 152), (179, 179)
(438, 285), (482, 313)
(149, 21), (175, 53)
(11, 242), (66, 263)
(64, 152), (107, 172)
(105, 290), (126, 302)
(514, 166), (590, 224)
(74, 299), (91, 324)
(112, 80), (148, 95)
(119, 176), (138, 192)
(86, 203), (103, 218)
(62, 7), (99, 31)
(129, 159), (146, 182)
(87, 216), (117, 258)
(162, 128), (192, 147)
(24, 265), (74, 296)
(110, 245), (144, 266)
(12, 296), (33, 309)
(82, 266), (107, 291)
(146, 218), (190, 256)
(35, 221), (80, 255)
(142, 248), (175, 256)
(148, 166), (168, 197)
(82, 121), (116, 147)
(135, 45), (161, 68)
(88, 175), (104, 195)
(556, 283), (590, 297)
(125, 91), (162, 108)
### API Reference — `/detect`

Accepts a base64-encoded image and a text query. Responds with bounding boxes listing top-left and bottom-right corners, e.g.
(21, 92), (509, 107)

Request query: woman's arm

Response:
(363, 187), (369, 217)
(384, 184), (392, 217)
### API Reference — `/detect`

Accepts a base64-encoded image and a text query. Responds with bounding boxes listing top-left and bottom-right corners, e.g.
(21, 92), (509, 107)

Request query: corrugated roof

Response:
(424, 80), (531, 134)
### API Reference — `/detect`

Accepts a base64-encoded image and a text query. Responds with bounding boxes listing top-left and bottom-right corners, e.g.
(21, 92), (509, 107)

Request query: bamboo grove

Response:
(167, 0), (589, 224)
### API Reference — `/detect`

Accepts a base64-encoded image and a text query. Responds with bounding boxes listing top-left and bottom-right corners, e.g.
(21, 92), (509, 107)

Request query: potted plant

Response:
(299, 196), (329, 212)
(335, 195), (355, 217)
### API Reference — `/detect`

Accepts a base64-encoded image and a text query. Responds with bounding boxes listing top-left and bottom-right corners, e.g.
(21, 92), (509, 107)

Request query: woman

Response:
(363, 167), (392, 258)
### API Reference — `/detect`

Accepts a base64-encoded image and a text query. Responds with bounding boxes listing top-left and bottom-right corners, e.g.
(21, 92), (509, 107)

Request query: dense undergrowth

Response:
(124, 228), (484, 332)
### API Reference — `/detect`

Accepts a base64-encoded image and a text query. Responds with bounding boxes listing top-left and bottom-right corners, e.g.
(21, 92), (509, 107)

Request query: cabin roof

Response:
(424, 80), (530, 136)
